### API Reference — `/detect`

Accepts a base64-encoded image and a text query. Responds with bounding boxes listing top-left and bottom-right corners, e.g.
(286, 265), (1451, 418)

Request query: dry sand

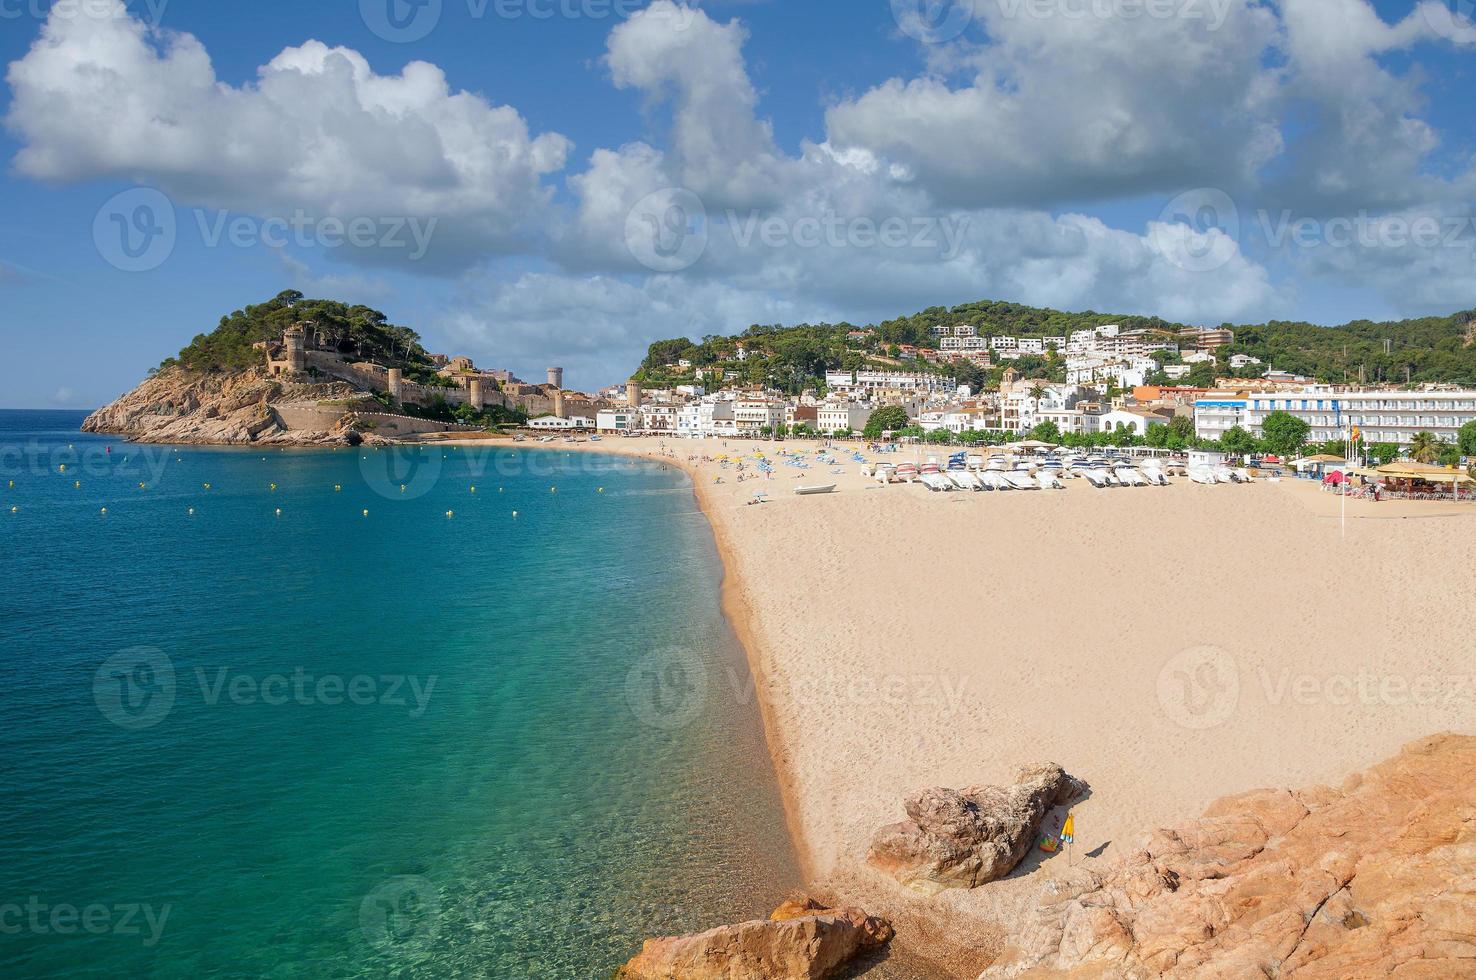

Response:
(451, 434), (1476, 969)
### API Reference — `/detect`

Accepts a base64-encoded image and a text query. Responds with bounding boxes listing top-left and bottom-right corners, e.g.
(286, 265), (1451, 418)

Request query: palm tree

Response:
(1409, 431), (1440, 464)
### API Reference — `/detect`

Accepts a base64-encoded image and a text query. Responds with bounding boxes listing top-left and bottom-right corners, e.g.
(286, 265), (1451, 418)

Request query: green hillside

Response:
(635, 300), (1476, 393)
(159, 289), (443, 385)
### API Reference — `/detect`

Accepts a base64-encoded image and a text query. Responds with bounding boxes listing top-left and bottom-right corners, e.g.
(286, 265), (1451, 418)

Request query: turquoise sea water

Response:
(0, 410), (799, 977)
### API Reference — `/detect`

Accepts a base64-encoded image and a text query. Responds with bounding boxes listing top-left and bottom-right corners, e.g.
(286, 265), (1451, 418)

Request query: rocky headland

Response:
(81, 366), (387, 446)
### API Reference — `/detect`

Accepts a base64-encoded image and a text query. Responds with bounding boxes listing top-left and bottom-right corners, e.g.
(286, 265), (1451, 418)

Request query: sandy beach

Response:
(453, 435), (1476, 970)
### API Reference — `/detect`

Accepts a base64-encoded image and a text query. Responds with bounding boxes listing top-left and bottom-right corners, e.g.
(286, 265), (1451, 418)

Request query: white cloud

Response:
(825, 0), (1284, 208)
(5, 1), (571, 267)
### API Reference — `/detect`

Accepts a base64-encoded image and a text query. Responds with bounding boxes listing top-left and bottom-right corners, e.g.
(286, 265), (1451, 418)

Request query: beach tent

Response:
(1323, 470), (1345, 485)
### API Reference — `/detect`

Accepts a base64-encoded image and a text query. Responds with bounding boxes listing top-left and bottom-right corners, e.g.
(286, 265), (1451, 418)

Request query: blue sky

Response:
(1, 0), (1473, 407)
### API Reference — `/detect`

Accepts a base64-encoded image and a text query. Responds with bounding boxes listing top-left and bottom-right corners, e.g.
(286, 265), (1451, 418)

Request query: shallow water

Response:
(0, 411), (800, 976)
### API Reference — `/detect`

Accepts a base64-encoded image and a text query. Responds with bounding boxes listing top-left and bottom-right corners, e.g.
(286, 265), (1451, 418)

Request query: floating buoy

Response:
(362, 509), (369, 517)
(550, 486), (557, 493)
(470, 486), (476, 493)
(275, 508), (282, 517)
(9, 506), (16, 513)
(138, 482), (146, 489)
(445, 510), (454, 518)
(75, 481), (81, 488)
(188, 508), (195, 516)
(59, 464), (66, 472)
(597, 487), (604, 493)
(334, 485), (342, 492)
(203, 483), (211, 490)
(499, 487), (504, 493)
(512, 511), (518, 518)
(100, 507), (107, 514)
(400, 484), (407, 493)
(270, 483), (277, 491)
(7, 480), (12, 488)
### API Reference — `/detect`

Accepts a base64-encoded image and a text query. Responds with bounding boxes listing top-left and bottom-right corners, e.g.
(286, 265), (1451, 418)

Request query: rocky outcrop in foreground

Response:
(82, 367), (376, 445)
(616, 895), (892, 980)
(986, 733), (1476, 978)
(868, 764), (1088, 895)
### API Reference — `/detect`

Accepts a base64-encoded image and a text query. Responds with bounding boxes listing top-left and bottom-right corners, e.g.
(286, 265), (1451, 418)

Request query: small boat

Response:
(1189, 466), (1219, 485)
(1114, 466), (1149, 487)
(1139, 465), (1170, 486)
(1080, 468), (1112, 488)
(1037, 471), (1063, 490)
(1002, 471), (1039, 490)
(873, 463), (896, 485)
(919, 461), (953, 491)
(1233, 467), (1254, 483)
(1213, 465), (1239, 484)
(895, 462), (919, 484)
(793, 483), (837, 495)
(947, 470), (983, 491)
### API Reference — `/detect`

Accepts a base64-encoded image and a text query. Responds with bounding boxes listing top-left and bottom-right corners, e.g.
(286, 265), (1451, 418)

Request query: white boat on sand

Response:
(793, 483), (837, 495)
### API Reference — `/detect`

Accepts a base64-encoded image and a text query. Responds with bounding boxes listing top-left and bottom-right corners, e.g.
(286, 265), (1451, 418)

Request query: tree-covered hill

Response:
(160, 290), (441, 383)
(635, 299), (1476, 393)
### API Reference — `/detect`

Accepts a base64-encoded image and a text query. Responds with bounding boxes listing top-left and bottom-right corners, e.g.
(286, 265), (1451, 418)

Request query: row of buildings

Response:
(541, 374), (1476, 451)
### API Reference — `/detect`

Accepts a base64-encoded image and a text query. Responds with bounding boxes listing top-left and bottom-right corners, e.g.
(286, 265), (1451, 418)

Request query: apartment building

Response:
(1242, 388), (1476, 445)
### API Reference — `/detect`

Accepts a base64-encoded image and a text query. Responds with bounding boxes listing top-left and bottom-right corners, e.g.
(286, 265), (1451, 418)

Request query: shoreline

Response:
(74, 430), (1476, 973)
(693, 469), (822, 886)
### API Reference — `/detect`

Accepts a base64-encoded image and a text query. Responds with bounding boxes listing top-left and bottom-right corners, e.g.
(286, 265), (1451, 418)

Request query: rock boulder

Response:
(616, 895), (892, 980)
(867, 763), (1087, 895)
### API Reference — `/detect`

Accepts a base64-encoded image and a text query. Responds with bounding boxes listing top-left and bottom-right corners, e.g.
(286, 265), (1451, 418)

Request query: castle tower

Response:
(469, 379), (485, 411)
(547, 367), (564, 390)
(284, 324), (306, 374)
(553, 389), (566, 418)
(387, 368), (404, 403)
(626, 380), (642, 408)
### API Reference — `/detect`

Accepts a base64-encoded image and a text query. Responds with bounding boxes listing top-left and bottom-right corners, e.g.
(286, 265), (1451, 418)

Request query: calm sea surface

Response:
(0, 409), (799, 977)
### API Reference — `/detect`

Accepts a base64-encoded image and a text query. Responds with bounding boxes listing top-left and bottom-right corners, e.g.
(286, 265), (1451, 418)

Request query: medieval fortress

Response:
(259, 321), (618, 433)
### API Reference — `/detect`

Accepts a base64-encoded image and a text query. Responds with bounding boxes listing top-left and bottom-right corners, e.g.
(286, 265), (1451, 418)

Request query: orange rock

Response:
(616, 896), (892, 980)
(985, 733), (1476, 978)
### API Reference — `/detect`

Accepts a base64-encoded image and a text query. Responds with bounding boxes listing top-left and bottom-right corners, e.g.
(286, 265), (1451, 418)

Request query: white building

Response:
(1099, 407), (1171, 436)
(1242, 388), (1476, 445)
(1066, 354), (1155, 389)
(596, 409), (641, 433)
(733, 396), (785, 435)
(1229, 354), (1263, 369)
(816, 401), (870, 434)
(1192, 397), (1250, 440)
(528, 414), (593, 430)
